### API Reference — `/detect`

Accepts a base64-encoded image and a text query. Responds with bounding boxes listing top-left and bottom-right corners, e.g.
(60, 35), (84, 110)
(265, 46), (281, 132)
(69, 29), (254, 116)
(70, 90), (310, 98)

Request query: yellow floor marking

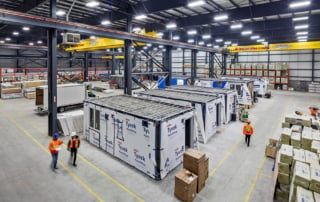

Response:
(244, 99), (291, 202)
(209, 136), (244, 177)
(0, 100), (144, 202)
(0, 108), (104, 202)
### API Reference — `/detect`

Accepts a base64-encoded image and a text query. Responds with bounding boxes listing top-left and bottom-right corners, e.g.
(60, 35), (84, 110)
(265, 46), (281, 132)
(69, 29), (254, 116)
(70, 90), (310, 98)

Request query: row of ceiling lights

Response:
(0, 26), (43, 45)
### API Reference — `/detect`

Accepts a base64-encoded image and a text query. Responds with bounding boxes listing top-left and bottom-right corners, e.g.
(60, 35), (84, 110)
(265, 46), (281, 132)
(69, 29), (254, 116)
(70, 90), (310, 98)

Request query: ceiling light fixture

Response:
(230, 23), (243, 29)
(188, 0), (205, 7)
(202, 34), (211, 39)
(5, 37), (11, 41)
(294, 24), (309, 30)
(297, 35), (308, 39)
(214, 14), (228, 21)
(90, 36), (96, 39)
(188, 39), (194, 43)
(198, 41), (204, 45)
(157, 32), (164, 37)
(241, 30), (252, 35)
(143, 47), (148, 50)
(135, 14), (147, 20)
(37, 40), (43, 44)
(147, 43), (152, 47)
(298, 39), (307, 42)
(231, 43), (238, 46)
(166, 23), (177, 29)
(22, 27), (30, 31)
(172, 36), (180, 40)
(296, 31), (308, 35)
(86, 1), (100, 8)
(215, 38), (223, 42)
(257, 39), (265, 42)
(250, 35), (260, 40)
(292, 16), (309, 21)
(13, 32), (19, 36)
(132, 27), (141, 32)
(159, 45), (164, 48)
(224, 41), (232, 45)
(206, 44), (212, 47)
(101, 20), (111, 25)
(0, 40), (4, 44)
(214, 45), (220, 49)
(162, 49), (166, 52)
(29, 42), (34, 46)
(289, 1), (311, 8)
(177, 48), (182, 51)
(56, 10), (66, 16)
(187, 30), (197, 35)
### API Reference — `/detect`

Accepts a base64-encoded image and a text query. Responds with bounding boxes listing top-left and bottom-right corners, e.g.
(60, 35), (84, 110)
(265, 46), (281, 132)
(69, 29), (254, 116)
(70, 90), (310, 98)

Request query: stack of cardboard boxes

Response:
(275, 113), (320, 202)
(175, 149), (209, 202)
(22, 80), (45, 99)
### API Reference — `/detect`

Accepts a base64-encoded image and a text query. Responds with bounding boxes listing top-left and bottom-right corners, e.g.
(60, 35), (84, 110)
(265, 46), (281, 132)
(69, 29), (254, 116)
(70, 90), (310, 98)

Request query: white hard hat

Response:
(71, 132), (76, 137)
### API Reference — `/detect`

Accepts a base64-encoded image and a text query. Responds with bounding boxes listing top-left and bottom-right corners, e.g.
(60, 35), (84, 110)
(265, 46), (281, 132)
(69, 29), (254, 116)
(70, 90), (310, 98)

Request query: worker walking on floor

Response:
(68, 132), (80, 167)
(48, 133), (63, 170)
(243, 120), (254, 147)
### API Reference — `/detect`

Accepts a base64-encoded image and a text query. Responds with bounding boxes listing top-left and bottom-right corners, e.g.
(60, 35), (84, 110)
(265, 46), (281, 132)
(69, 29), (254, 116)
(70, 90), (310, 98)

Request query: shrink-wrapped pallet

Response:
(305, 150), (320, 167)
(281, 128), (292, 145)
(302, 130), (313, 150)
(311, 141), (320, 154)
(292, 125), (303, 133)
(296, 186), (315, 202)
(292, 161), (311, 189)
(309, 165), (320, 193)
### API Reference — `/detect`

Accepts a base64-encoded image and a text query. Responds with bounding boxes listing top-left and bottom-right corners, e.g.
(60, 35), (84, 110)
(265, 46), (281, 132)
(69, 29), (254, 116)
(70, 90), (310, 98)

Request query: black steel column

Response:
(191, 49), (197, 82)
(209, 52), (214, 78)
(48, 0), (57, 136)
(165, 46), (172, 86)
(111, 55), (116, 75)
(124, 16), (132, 95)
(84, 52), (89, 82)
(267, 51), (270, 70)
(222, 53), (227, 75)
(16, 50), (19, 68)
(312, 49), (315, 81)
(182, 49), (185, 75)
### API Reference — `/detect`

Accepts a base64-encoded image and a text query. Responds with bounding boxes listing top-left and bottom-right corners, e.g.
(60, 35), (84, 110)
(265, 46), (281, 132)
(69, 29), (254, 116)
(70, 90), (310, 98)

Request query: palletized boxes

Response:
(280, 144), (293, 165)
(183, 149), (209, 193)
(263, 70), (269, 76)
(241, 70), (245, 75)
(269, 71), (275, 77)
(305, 151), (319, 167)
(302, 129), (314, 150)
(257, 71), (263, 76)
(281, 128), (292, 145)
(292, 125), (303, 133)
(293, 161), (311, 189)
(291, 132), (302, 149)
(235, 70), (240, 75)
(281, 77), (288, 84)
(276, 71), (281, 77)
(175, 169), (198, 202)
(296, 186), (314, 202)
(265, 138), (279, 158)
(245, 70), (251, 76)
(309, 165), (320, 193)
(311, 141), (320, 154)
(269, 77), (275, 84)
(276, 77), (281, 83)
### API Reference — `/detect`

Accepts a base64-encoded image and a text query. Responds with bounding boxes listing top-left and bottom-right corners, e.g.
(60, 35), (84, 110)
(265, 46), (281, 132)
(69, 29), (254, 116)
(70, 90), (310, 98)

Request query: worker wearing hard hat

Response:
(48, 133), (63, 170)
(243, 120), (254, 147)
(68, 132), (80, 167)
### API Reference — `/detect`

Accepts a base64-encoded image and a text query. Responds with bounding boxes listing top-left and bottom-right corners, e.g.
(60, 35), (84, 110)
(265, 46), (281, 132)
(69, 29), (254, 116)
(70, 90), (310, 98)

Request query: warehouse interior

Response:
(0, 0), (320, 202)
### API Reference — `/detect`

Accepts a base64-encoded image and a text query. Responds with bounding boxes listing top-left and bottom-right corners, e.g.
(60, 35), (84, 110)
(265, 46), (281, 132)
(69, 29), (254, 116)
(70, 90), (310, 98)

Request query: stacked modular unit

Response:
(135, 89), (223, 144)
(194, 78), (254, 106)
(84, 95), (195, 180)
(166, 86), (238, 124)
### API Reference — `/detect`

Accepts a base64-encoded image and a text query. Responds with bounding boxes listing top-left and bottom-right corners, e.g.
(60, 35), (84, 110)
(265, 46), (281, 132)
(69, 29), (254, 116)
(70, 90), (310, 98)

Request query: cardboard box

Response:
(278, 173), (290, 185)
(204, 158), (209, 180)
(291, 132), (301, 149)
(266, 145), (277, 158)
(281, 128), (292, 145)
(276, 188), (289, 202)
(278, 162), (290, 174)
(309, 166), (320, 193)
(25, 92), (36, 99)
(280, 144), (293, 165)
(183, 149), (206, 193)
(175, 169), (198, 202)
(1, 88), (22, 94)
(296, 186), (314, 202)
(292, 161), (311, 190)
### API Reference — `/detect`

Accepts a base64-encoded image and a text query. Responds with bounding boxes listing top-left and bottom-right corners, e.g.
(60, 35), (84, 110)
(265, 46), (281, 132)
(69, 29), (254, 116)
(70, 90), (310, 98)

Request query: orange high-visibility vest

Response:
(49, 140), (62, 154)
(69, 138), (79, 149)
(310, 109), (318, 116)
(243, 124), (253, 135)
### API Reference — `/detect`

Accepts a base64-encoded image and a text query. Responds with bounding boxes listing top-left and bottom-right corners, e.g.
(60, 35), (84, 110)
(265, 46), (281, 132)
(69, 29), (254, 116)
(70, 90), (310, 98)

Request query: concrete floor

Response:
(0, 89), (319, 202)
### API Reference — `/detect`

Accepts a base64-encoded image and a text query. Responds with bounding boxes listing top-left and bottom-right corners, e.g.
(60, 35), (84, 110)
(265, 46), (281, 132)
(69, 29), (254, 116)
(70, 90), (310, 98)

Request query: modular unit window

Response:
(90, 108), (94, 128)
(95, 109), (100, 130)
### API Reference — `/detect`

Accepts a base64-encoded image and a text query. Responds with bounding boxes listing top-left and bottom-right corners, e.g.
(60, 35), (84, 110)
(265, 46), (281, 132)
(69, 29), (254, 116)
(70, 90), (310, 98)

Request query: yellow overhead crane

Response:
(65, 29), (159, 52)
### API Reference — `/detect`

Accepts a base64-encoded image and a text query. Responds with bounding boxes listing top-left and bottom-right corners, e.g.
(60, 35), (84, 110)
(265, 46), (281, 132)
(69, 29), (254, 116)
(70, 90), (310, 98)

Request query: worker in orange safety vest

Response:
(48, 132), (63, 170)
(243, 120), (254, 147)
(68, 132), (80, 167)
(309, 106), (318, 118)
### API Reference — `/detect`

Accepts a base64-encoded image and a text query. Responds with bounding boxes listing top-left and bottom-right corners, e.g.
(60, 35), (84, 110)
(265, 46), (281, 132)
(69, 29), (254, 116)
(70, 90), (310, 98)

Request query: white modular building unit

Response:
(36, 83), (86, 112)
(195, 78), (254, 106)
(166, 86), (238, 124)
(84, 95), (195, 180)
(135, 89), (223, 144)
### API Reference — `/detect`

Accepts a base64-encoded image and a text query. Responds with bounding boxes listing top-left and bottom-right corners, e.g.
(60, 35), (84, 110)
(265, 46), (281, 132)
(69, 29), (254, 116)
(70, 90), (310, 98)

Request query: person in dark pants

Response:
(68, 132), (80, 166)
(243, 120), (254, 147)
(48, 133), (63, 170)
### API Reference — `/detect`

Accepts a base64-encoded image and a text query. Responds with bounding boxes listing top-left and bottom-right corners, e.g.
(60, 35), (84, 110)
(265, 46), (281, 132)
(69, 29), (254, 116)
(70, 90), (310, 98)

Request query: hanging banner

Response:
(228, 41), (320, 53)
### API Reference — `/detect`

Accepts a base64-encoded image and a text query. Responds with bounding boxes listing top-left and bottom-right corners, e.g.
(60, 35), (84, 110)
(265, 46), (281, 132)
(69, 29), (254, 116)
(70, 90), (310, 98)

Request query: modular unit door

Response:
(99, 108), (115, 155)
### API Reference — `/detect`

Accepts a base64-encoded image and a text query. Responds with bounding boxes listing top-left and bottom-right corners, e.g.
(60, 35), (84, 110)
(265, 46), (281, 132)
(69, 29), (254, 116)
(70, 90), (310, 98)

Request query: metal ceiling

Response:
(0, 0), (319, 47)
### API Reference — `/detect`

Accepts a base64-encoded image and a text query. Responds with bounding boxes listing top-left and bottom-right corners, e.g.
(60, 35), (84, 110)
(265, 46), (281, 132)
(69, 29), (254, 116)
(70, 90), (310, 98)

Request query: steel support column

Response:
(48, 0), (57, 136)
(69, 52), (73, 68)
(111, 55), (116, 75)
(191, 49), (197, 82)
(222, 53), (227, 75)
(267, 51), (270, 71)
(165, 46), (172, 86)
(124, 16), (132, 95)
(209, 52), (214, 78)
(312, 49), (315, 81)
(182, 49), (185, 75)
(84, 52), (89, 81)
